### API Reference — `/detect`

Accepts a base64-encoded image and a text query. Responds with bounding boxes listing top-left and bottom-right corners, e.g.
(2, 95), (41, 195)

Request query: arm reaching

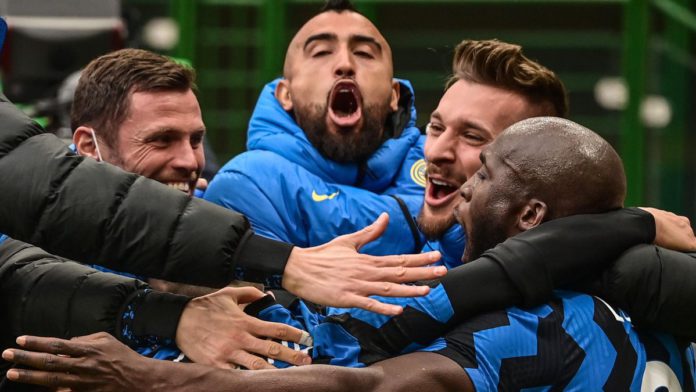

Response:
(325, 208), (662, 361)
(2, 333), (379, 392)
(640, 207), (696, 251)
(283, 213), (445, 315)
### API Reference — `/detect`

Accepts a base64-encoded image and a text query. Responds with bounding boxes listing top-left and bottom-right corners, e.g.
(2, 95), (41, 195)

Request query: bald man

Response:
(204, 0), (428, 259)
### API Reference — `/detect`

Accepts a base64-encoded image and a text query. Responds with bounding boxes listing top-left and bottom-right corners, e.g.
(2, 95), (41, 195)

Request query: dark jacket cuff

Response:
(130, 290), (191, 340)
(233, 232), (294, 282)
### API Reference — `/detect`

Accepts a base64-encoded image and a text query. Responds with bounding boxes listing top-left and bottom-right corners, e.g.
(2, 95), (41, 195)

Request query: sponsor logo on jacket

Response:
(312, 190), (340, 202)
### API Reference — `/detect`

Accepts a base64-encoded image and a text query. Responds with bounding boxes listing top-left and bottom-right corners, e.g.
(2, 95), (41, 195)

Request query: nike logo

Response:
(312, 190), (340, 202)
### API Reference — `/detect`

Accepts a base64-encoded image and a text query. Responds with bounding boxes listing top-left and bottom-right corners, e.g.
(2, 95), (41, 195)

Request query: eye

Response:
(426, 122), (445, 136)
(476, 170), (487, 181)
(190, 133), (204, 148)
(148, 134), (174, 147)
(354, 50), (374, 59)
(312, 50), (331, 58)
(463, 132), (487, 146)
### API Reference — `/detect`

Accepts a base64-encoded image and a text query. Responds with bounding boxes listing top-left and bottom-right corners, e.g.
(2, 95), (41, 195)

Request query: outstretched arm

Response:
(0, 239), (311, 370)
(327, 208), (694, 361)
(369, 352), (472, 392)
(2, 333), (379, 392)
(0, 96), (443, 315)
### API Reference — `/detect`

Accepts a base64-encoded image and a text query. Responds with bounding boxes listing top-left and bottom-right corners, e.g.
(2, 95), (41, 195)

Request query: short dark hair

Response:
(71, 48), (196, 147)
(320, 0), (358, 13)
(448, 39), (568, 117)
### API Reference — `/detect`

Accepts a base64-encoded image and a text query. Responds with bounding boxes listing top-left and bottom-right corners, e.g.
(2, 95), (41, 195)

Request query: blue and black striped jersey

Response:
(435, 291), (695, 391)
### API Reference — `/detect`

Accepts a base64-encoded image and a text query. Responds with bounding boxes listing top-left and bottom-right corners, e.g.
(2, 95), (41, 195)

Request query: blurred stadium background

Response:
(1, 0), (694, 225)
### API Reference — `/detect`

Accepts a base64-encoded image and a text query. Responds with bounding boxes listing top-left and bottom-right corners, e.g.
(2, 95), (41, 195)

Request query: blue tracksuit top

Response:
(204, 78), (427, 255)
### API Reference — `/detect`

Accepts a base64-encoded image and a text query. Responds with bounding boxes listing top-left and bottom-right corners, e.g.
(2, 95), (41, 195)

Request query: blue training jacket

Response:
(204, 78), (426, 255)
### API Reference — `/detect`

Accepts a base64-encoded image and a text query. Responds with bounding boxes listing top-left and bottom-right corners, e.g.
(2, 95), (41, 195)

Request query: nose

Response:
(425, 128), (456, 165)
(172, 141), (201, 173)
(333, 47), (355, 78)
(460, 179), (474, 202)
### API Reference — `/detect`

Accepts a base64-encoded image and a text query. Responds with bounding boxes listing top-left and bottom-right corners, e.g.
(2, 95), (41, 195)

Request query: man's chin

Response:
(417, 211), (456, 240)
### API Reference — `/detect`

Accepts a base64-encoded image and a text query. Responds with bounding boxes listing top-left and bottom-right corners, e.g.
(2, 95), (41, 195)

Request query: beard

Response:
(462, 209), (510, 263)
(295, 101), (389, 163)
(417, 209), (457, 240)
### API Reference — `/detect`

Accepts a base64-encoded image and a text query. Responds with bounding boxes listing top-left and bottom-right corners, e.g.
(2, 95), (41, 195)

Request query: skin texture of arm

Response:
(2, 334), (470, 392)
(1, 333), (379, 392)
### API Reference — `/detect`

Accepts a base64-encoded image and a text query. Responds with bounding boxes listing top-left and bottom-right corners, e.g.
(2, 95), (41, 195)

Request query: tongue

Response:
(435, 185), (456, 199)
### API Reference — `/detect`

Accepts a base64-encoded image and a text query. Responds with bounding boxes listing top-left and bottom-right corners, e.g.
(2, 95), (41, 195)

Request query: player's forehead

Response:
(289, 11), (388, 52)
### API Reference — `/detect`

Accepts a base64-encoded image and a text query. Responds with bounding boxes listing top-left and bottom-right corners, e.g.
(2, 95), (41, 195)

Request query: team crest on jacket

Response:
(410, 159), (426, 187)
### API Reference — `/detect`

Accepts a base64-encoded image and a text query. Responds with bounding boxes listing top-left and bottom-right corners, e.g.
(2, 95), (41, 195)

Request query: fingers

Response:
(359, 281), (431, 298)
(5, 367), (83, 389)
(3, 349), (75, 373)
(243, 335), (311, 367)
(196, 177), (208, 191)
(228, 350), (276, 370)
(221, 286), (266, 304)
(246, 320), (312, 366)
(16, 336), (86, 357)
(371, 251), (442, 268)
(346, 295), (404, 316)
(340, 213), (389, 250)
(381, 265), (446, 283)
(251, 319), (313, 347)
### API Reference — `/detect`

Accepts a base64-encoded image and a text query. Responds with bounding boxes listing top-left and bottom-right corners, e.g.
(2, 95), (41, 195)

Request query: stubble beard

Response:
(295, 102), (389, 163)
(417, 208), (457, 240)
(461, 210), (509, 263)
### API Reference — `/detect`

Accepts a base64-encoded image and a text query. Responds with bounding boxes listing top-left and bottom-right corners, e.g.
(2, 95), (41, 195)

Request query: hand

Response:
(283, 213), (446, 315)
(640, 207), (696, 251)
(176, 286), (312, 370)
(196, 177), (208, 191)
(2, 333), (160, 391)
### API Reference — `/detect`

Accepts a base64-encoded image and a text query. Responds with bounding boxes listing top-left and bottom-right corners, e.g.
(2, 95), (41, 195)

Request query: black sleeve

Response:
(579, 244), (696, 339)
(328, 208), (656, 364)
(0, 238), (190, 346)
(0, 95), (292, 286)
(442, 207), (655, 317)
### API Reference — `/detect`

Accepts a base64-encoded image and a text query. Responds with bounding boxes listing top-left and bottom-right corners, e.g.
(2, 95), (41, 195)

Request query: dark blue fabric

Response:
(437, 291), (696, 391)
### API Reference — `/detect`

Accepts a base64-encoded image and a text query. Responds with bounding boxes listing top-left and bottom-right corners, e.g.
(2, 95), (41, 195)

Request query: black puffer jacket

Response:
(0, 238), (187, 345)
(0, 94), (293, 286)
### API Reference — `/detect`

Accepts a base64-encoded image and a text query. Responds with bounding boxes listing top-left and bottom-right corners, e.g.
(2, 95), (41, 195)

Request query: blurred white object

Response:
(594, 77), (627, 110)
(640, 95), (672, 128)
(143, 17), (179, 51)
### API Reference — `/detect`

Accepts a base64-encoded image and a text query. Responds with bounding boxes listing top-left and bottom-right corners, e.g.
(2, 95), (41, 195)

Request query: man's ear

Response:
(389, 80), (400, 112)
(275, 79), (293, 111)
(516, 198), (548, 232)
(73, 126), (100, 160)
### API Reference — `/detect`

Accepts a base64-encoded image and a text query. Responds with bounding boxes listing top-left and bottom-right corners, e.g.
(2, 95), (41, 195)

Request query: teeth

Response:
(167, 182), (190, 193)
(431, 179), (454, 187)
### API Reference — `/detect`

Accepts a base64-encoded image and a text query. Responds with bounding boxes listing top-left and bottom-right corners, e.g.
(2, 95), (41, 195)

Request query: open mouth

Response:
(328, 80), (362, 128)
(166, 173), (198, 196)
(426, 177), (460, 207)
(167, 181), (191, 194)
